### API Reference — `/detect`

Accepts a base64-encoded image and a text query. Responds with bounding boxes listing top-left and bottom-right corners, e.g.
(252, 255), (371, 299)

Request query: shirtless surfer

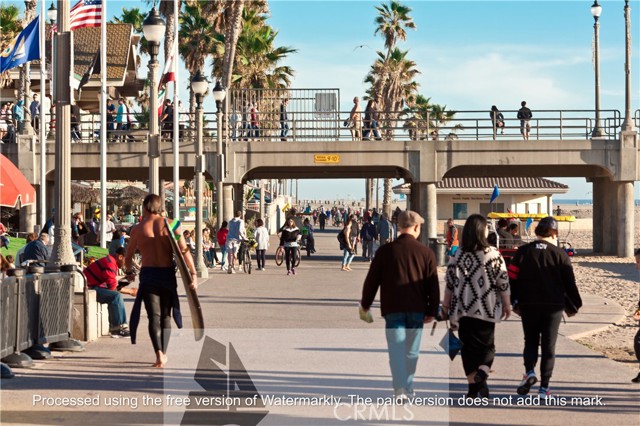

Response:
(125, 194), (197, 367)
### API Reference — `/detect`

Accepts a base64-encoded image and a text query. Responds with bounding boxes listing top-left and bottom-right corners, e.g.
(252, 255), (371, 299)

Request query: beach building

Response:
(394, 177), (569, 220)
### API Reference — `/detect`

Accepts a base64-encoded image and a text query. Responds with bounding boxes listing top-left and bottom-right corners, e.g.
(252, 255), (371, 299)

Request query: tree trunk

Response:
(159, 0), (180, 63)
(221, 0), (245, 91)
(365, 179), (373, 211)
(382, 178), (392, 218)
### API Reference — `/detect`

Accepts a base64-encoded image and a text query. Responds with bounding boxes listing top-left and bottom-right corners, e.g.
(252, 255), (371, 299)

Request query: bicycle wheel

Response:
(294, 247), (301, 267)
(275, 246), (284, 266)
(243, 249), (252, 274)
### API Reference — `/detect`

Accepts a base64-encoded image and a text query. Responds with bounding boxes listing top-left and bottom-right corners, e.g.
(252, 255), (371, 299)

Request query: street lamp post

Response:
(47, 2), (56, 141)
(48, 0), (74, 266)
(212, 82), (226, 231)
(191, 71), (208, 279)
(591, 1), (605, 138)
(622, 0), (635, 132)
(143, 7), (165, 195)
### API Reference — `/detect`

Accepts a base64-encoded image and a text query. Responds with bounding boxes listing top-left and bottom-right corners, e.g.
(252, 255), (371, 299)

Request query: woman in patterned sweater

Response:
(443, 214), (511, 398)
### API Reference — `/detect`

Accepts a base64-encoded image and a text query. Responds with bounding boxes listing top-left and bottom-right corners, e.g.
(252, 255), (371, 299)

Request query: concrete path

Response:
(1, 227), (638, 426)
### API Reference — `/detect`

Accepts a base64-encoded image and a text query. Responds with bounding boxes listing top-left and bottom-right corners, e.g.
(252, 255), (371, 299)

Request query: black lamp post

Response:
(143, 7), (165, 194)
(191, 71), (209, 278)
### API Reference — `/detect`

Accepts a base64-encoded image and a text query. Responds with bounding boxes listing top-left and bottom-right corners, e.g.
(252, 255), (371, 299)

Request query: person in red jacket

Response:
(217, 221), (229, 270)
(84, 247), (137, 338)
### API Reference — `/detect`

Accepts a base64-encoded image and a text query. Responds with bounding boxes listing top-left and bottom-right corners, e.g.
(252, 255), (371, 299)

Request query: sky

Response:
(9, 0), (640, 202)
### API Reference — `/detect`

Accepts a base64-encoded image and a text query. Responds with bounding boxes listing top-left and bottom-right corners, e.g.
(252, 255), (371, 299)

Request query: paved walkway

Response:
(1, 228), (638, 425)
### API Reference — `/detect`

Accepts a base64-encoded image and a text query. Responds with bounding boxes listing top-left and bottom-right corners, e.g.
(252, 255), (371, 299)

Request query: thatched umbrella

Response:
(108, 185), (147, 207)
(71, 183), (99, 205)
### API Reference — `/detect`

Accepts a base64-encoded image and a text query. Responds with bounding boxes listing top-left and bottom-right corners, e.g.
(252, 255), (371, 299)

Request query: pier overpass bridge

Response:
(3, 108), (639, 256)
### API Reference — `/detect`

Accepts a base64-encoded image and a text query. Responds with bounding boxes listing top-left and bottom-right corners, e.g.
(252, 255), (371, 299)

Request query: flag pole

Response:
(39, 5), (46, 228)
(172, 0), (179, 222)
(99, 0), (107, 248)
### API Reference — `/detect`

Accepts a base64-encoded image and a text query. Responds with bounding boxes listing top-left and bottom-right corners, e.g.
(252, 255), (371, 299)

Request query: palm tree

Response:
(402, 94), (432, 140)
(234, 23), (297, 89)
(428, 104), (463, 140)
(157, 0), (181, 64)
(221, 0), (246, 91)
(179, 0), (218, 115)
(110, 8), (147, 57)
(371, 0), (417, 217)
(0, 4), (22, 88)
(0, 4), (21, 47)
(374, 1), (415, 59)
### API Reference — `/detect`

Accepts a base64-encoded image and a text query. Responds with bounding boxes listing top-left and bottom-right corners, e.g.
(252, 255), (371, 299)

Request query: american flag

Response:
(70, 0), (102, 31)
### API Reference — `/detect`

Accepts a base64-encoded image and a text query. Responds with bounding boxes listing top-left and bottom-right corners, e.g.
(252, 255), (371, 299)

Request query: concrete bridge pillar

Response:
(617, 181), (635, 257)
(233, 183), (244, 215)
(592, 178), (605, 253)
(410, 182), (437, 246)
(602, 179), (618, 255)
(222, 184), (234, 223)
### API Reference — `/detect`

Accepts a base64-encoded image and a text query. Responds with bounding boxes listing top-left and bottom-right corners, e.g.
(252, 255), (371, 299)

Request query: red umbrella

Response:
(0, 153), (36, 208)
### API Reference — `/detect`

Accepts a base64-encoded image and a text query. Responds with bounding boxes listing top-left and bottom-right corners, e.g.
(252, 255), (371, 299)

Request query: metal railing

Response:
(4, 108), (638, 146)
(0, 270), (75, 361)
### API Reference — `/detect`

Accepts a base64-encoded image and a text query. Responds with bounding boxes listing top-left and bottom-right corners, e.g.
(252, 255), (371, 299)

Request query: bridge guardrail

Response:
(7, 109), (638, 145)
(0, 271), (75, 361)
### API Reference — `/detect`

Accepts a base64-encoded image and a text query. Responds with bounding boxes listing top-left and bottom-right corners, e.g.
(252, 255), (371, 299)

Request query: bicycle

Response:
(275, 245), (301, 267)
(238, 239), (255, 274)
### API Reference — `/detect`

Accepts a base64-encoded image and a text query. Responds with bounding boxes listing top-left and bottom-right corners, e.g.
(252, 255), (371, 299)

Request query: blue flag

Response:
(0, 16), (40, 74)
(489, 184), (500, 203)
(525, 217), (534, 232)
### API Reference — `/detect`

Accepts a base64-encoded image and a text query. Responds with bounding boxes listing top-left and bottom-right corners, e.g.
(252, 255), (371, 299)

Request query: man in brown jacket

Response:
(360, 210), (440, 401)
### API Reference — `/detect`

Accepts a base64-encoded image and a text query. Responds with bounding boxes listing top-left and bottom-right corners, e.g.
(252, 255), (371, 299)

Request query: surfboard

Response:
(164, 217), (205, 341)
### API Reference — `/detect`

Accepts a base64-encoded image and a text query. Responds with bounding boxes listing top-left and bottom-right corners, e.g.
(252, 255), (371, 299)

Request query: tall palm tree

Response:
(374, 1), (415, 59)
(157, 0), (181, 64)
(179, 0), (218, 115)
(0, 4), (22, 88)
(371, 0), (417, 217)
(234, 23), (296, 89)
(221, 0), (245, 91)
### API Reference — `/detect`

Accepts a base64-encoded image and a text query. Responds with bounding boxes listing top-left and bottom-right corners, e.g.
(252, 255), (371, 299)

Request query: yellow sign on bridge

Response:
(314, 154), (340, 164)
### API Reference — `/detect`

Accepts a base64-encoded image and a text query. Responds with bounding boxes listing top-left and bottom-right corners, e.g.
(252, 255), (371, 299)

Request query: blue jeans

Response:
(384, 312), (425, 393)
(280, 123), (289, 138)
(94, 287), (127, 330)
(342, 248), (355, 266)
(220, 245), (227, 267)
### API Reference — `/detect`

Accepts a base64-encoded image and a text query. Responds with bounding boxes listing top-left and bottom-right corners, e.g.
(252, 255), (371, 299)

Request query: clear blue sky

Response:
(13, 0), (640, 201)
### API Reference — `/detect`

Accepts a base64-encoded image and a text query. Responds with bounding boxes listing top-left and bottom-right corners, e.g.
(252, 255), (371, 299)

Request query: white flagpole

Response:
(172, 0), (180, 221)
(39, 6), (46, 228)
(99, 0), (107, 248)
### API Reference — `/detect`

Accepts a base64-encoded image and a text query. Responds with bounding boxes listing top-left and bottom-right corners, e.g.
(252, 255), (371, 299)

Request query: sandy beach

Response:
(530, 205), (640, 368)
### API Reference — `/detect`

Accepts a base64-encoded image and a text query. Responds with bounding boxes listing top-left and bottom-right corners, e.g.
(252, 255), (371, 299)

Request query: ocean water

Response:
(555, 199), (640, 206)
